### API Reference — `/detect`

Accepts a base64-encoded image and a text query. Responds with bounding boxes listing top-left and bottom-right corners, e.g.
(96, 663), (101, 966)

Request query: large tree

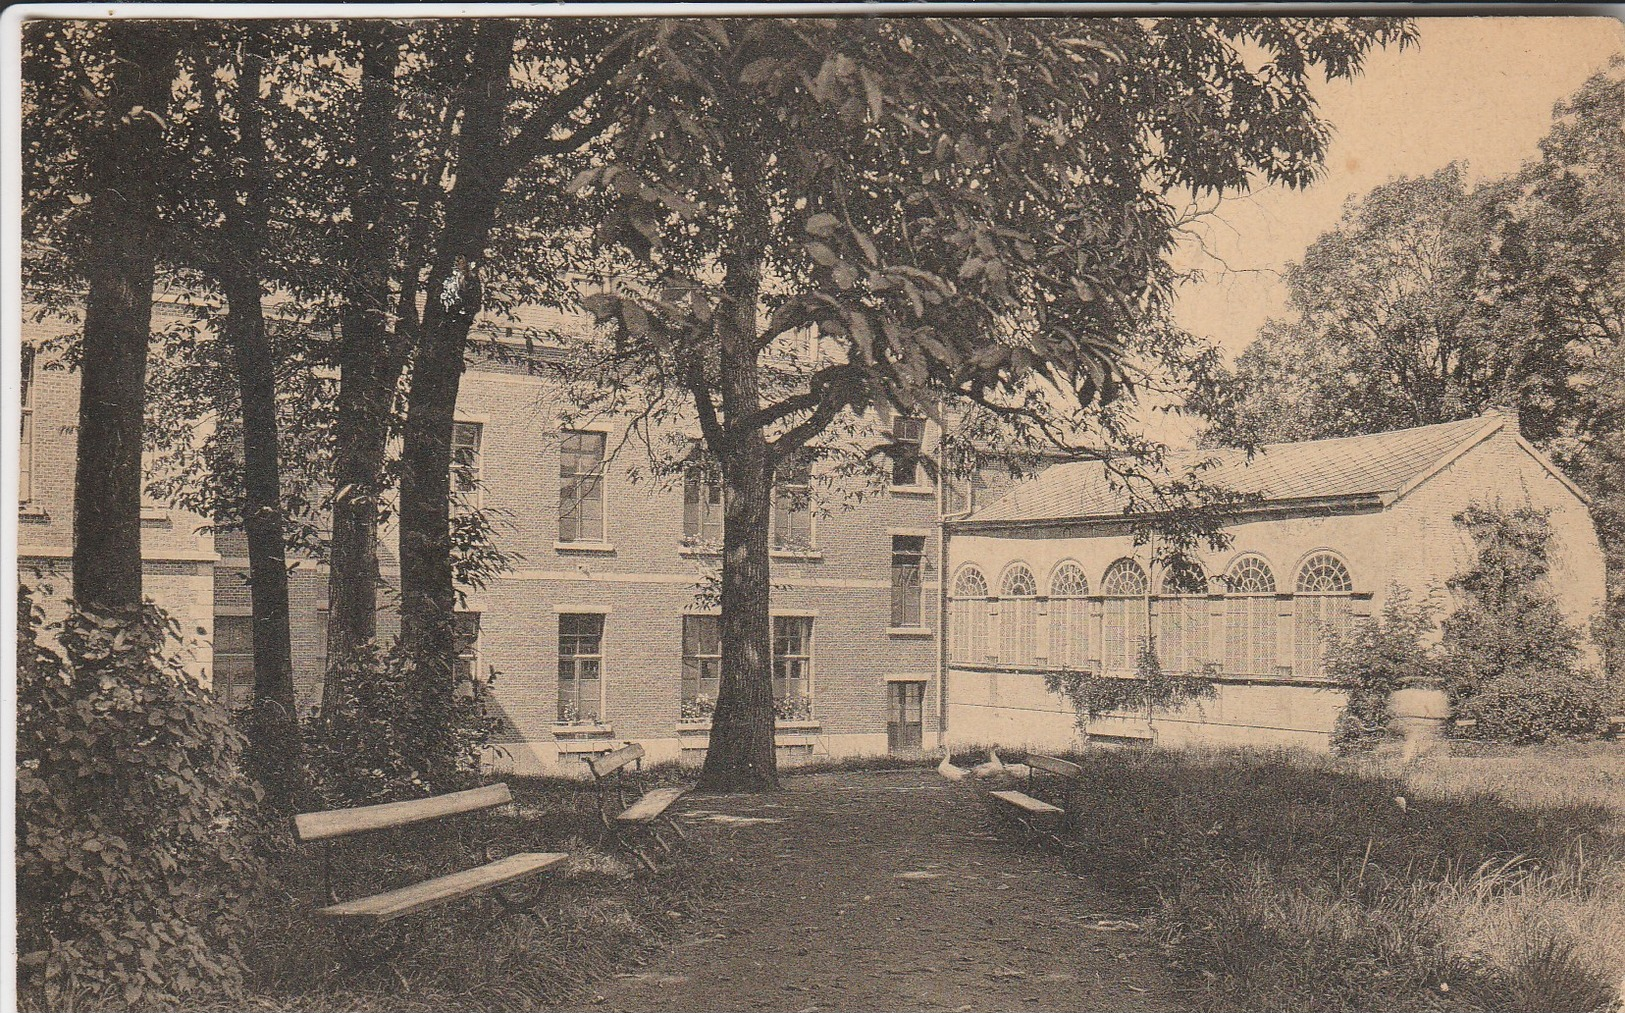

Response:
(571, 17), (1415, 790)
(23, 22), (183, 615)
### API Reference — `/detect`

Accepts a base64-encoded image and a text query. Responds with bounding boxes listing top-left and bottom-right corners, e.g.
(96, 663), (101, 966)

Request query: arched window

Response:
(1101, 558), (1150, 674)
(1047, 562), (1091, 670)
(949, 566), (990, 664)
(1223, 555), (1278, 676)
(997, 564), (1038, 667)
(1156, 557), (1210, 674)
(1294, 552), (1355, 678)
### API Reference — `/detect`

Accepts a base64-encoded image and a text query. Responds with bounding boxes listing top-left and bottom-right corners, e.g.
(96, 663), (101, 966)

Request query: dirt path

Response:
(579, 768), (1186, 1013)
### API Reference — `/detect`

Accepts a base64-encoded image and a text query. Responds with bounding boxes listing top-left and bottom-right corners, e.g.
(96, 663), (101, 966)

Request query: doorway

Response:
(887, 681), (925, 753)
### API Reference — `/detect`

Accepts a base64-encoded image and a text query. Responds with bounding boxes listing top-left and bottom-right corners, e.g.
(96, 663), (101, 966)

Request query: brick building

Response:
(941, 411), (1609, 751)
(18, 313), (217, 680)
(201, 336), (959, 772)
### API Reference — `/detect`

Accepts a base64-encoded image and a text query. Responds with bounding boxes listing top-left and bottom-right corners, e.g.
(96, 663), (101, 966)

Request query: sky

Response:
(1169, 15), (1625, 361)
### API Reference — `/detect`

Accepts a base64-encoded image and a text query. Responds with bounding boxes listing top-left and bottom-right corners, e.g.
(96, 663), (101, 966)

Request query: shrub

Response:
(1440, 505), (1612, 743)
(15, 588), (264, 1009)
(1327, 586), (1439, 751)
(302, 640), (499, 808)
(1045, 643), (1218, 735)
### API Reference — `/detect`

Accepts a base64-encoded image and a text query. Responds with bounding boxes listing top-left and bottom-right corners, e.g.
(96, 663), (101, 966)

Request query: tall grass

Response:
(990, 744), (1625, 1013)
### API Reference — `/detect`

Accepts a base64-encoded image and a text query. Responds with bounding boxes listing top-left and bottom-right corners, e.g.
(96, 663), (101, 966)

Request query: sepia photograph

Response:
(6, 4), (1625, 1011)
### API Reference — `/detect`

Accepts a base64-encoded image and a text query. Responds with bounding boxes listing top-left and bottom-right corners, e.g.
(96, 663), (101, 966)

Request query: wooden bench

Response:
(986, 753), (1084, 847)
(586, 743), (690, 871)
(294, 784), (568, 928)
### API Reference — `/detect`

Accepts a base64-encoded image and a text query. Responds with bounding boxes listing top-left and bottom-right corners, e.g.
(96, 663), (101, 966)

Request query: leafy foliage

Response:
(1439, 505), (1613, 743)
(302, 641), (501, 807)
(15, 588), (265, 1009)
(1326, 586), (1440, 751)
(1045, 644), (1219, 736)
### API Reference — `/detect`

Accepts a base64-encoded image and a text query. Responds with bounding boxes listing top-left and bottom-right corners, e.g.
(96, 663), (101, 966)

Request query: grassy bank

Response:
(967, 743), (1625, 1013)
(30, 777), (731, 1013)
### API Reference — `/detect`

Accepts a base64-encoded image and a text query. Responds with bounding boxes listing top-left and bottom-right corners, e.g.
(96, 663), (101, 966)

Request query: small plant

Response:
(1044, 643), (1217, 736)
(16, 587), (264, 1009)
(681, 694), (716, 722)
(303, 640), (498, 808)
(773, 693), (814, 721)
(1326, 585), (1440, 751)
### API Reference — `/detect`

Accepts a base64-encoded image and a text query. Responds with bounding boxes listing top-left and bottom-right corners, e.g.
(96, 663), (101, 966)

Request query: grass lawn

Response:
(959, 742), (1625, 1013)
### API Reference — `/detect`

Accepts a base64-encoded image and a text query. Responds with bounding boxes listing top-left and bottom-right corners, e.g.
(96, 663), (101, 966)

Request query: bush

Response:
(1440, 505), (1612, 743)
(302, 640), (499, 808)
(1044, 643), (1218, 735)
(1327, 586), (1439, 751)
(16, 588), (264, 1009)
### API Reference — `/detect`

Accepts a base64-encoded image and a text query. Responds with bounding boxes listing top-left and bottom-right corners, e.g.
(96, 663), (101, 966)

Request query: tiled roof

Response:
(966, 413), (1507, 524)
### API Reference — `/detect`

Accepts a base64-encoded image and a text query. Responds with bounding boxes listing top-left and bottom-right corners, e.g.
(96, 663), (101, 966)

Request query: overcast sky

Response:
(1168, 15), (1625, 361)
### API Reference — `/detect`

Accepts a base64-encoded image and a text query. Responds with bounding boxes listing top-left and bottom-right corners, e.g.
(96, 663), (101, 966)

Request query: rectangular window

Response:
(891, 535), (925, 627)
(453, 611), (481, 688)
(451, 421), (483, 507)
(19, 344), (33, 504)
(213, 615), (255, 711)
(559, 430), (606, 543)
(772, 615), (813, 708)
(891, 415), (925, 487)
(681, 614), (722, 716)
(772, 460), (813, 551)
(315, 609), (329, 682)
(557, 613), (604, 723)
(682, 457), (723, 545)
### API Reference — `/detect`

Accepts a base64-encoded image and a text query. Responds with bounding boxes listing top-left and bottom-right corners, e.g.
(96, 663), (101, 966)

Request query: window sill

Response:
(141, 508), (171, 524)
(554, 541), (616, 554)
(17, 506), (49, 522)
(678, 544), (721, 558)
(676, 719), (820, 732)
(770, 549), (823, 561)
(552, 723), (614, 737)
(888, 485), (934, 497)
(887, 626), (934, 638)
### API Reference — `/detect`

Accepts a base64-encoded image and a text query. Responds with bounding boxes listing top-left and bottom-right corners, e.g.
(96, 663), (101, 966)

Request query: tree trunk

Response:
(325, 27), (401, 708)
(71, 26), (179, 616)
(699, 159), (779, 792)
(397, 20), (514, 777)
(221, 272), (301, 807)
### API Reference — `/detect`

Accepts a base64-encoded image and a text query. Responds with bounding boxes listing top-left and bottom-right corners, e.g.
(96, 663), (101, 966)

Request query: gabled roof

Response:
(963, 412), (1566, 526)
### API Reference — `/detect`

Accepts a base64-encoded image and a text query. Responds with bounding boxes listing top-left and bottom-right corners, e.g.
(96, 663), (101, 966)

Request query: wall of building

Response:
(20, 322), (216, 680)
(940, 420), (1610, 754)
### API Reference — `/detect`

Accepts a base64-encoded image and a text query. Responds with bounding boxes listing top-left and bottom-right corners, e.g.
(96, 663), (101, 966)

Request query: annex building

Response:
(941, 411), (1608, 751)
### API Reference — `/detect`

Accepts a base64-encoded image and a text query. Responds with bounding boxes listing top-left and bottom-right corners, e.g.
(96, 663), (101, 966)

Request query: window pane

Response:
(559, 432), (605, 541)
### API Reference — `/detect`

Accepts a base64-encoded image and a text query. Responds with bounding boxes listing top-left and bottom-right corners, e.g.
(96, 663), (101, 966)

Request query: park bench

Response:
(986, 753), (1084, 848)
(294, 783), (568, 930)
(586, 743), (690, 871)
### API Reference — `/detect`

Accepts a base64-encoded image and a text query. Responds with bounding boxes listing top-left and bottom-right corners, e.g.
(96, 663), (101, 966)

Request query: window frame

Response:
(19, 344), (34, 506)
(557, 612), (606, 724)
(771, 614), (814, 710)
(558, 429), (608, 544)
(890, 414), (927, 488)
(890, 534), (926, 629)
(771, 458), (815, 553)
(451, 420), (484, 511)
(680, 613), (723, 713)
(212, 614), (255, 711)
(682, 454), (724, 547)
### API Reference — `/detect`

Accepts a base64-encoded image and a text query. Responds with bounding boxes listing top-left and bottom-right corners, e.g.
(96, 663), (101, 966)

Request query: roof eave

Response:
(948, 491), (1390, 532)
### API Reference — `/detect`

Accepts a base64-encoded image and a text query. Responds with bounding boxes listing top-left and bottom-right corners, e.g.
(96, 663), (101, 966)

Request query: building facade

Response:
(940, 412), (1608, 752)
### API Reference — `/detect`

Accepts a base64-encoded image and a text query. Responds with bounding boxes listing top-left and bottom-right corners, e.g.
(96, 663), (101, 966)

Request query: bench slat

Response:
(1027, 754), (1083, 779)
(617, 786), (687, 824)
(588, 742), (646, 779)
(295, 784), (513, 842)
(318, 852), (568, 922)
(989, 789), (1063, 815)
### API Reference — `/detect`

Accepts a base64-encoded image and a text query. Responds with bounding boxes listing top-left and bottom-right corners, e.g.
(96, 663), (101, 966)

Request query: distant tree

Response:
(573, 16), (1415, 790)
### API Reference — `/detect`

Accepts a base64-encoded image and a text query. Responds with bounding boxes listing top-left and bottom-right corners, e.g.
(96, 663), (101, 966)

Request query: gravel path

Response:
(578, 768), (1184, 1013)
